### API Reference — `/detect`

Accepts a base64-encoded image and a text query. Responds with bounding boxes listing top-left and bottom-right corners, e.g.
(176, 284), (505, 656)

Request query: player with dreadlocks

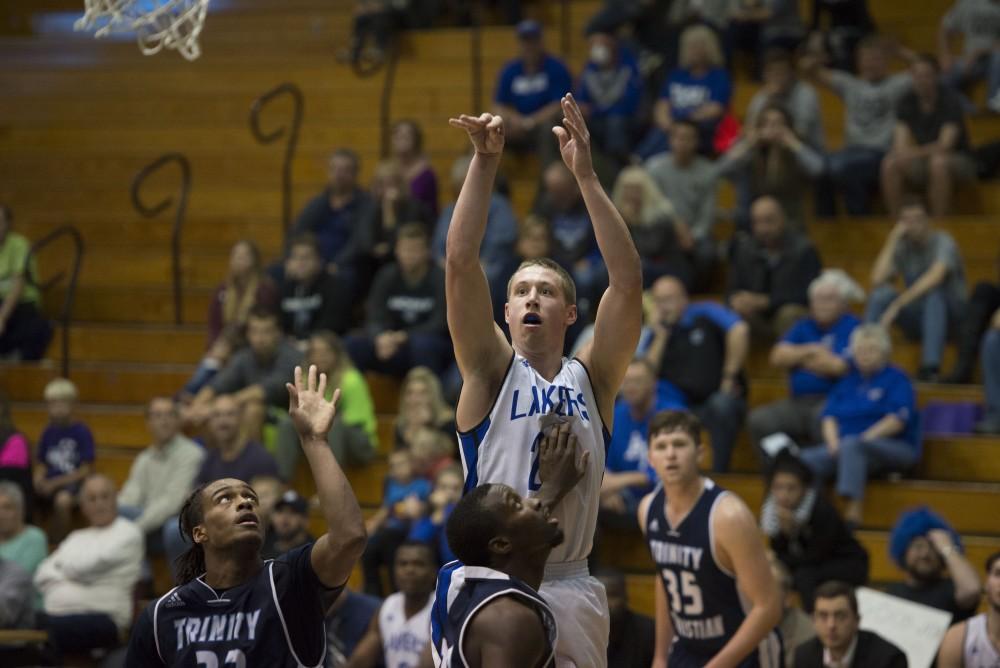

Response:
(126, 365), (366, 666)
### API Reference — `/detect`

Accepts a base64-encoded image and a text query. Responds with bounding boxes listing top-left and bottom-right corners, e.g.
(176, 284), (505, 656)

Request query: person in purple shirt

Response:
(390, 119), (439, 218)
(800, 324), (921, 526)
(34, 379), (95, 541)
(494, 19), (573, 165)
(636, 24), (732, 159)
(749, 270), (864, 458)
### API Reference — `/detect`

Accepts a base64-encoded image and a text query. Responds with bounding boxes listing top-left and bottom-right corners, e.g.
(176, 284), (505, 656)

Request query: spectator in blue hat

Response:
(494, 19), (573, 166)
(887, 506), (981, 622)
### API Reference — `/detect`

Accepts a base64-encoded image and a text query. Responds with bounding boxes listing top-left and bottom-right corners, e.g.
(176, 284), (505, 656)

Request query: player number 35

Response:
(661, 569), (704, 616)
(196, 649), (246, 668)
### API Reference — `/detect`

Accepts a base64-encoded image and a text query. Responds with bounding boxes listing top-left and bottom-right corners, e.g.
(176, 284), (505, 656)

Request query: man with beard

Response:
(262, 490), (314, 559)
(937, 550), (1000, 667)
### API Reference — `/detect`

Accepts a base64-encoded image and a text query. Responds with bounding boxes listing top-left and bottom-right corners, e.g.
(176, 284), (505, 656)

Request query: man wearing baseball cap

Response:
(262, 490), (315, 559)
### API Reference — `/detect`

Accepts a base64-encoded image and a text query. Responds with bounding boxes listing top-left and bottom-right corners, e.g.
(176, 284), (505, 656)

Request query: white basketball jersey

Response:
(379, 592), (432, 668)
(458, 353), (609, 563)
(963, 614), (1000, 668)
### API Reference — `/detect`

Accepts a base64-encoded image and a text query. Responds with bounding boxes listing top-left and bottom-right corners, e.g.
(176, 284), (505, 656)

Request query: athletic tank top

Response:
(964, 614), (1000, 668)
(430, 560), (556, 668)
(645, 478), (749, 658)
(379, 591), (433, 668)
(458, 353), (609, 563)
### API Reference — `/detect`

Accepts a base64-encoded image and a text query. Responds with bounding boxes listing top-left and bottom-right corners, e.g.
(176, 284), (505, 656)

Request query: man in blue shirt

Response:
(600, 359), (684, 533)
(576, 30), (643, 164)
(644, 276), (751, 471)
(494, 19), (573, 165)
(749, 269), (863, 458)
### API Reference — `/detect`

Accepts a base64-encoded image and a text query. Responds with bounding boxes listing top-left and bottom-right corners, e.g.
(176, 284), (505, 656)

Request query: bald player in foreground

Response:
(445, 93), (643, 667)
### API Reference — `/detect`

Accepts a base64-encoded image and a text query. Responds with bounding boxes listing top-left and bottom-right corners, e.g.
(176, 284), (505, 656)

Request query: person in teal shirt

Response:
(0, 481), (47, 607)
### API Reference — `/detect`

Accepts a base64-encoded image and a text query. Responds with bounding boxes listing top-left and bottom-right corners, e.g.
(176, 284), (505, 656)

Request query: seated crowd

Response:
(1, 1), (1000, 666)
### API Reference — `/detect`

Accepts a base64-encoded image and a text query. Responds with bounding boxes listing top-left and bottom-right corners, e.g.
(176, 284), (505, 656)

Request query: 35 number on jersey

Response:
(661, 570), (704, 616)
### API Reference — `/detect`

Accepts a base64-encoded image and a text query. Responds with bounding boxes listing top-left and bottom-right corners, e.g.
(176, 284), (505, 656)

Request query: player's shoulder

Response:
(637, 487), (661, 534)
(469, 594), (544, 639)
(711, 489), (757, 533)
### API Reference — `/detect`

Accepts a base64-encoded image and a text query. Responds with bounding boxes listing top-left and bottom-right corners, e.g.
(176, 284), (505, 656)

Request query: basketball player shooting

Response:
(445, 93), (643, 668)
(638, 410), (782, 668)
(126, 365), (366, 667)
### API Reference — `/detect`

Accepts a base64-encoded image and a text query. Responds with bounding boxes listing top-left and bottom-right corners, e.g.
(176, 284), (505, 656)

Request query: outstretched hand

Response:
(538, 422), (589, 499)
(287, 365), (341, 442)
(552, 94), (595, 180)
(448, 113), (505, 155)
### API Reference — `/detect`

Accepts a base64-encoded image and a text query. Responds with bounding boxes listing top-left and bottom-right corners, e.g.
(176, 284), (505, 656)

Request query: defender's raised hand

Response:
(552, 94), (595, 180)
(448, 113), (505, 156)
(538, 422), (589, 503)
(287, 364), (341, 441)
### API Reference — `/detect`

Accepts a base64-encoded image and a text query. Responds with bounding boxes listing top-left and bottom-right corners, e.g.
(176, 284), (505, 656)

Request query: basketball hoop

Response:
(74, 0), (210, 61)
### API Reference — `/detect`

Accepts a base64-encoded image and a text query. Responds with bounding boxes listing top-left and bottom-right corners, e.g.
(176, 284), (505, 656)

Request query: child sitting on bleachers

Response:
(33, 379), (94, 542)
(410, 426), (456, 480)
(361, 449), (431, 596)
(407, 464), (462, 566)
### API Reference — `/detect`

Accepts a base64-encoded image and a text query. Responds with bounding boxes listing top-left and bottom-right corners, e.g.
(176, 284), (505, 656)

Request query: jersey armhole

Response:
(458, 590), (555, 668)
(570, 356), (612, 441)
(708, 491), (736, 579)
(457, 352), (516, 436)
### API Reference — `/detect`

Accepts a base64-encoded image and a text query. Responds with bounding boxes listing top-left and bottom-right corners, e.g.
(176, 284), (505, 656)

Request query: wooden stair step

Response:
(0, 361), (193, 404)
(51, 323), (206, 364)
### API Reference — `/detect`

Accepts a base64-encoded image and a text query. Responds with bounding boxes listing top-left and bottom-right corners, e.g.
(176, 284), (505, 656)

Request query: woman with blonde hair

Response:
(611, 166), (694, 289)
(636, 24), (733, 159)
(395, 366), (455, 449)
(206, 239), (276, 348)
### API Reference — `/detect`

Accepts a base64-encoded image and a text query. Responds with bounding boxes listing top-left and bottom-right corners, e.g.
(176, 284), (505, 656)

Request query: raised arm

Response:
(445, 114), (514, 428)
(286, 365), (366, 588)
(534, 422), (590, 512)
(556, 95), (642, 421)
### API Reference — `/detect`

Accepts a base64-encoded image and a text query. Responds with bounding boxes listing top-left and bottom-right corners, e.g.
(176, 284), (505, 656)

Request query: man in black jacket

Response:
(795, 581), (907, 668)
(279, 233), (353, 342)
(727, 196), (822, 341)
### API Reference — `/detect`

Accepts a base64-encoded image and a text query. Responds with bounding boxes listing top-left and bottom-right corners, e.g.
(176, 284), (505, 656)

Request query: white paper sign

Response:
(856, 586), (954, 668)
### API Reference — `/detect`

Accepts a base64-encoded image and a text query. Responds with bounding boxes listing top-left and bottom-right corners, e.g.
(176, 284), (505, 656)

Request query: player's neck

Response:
(403, 591), (430, 617)
(514, 344), (563, 382)
(497, 554), (546, 591)
(664, 475), (704, 511)
(202, 550), (263, 589)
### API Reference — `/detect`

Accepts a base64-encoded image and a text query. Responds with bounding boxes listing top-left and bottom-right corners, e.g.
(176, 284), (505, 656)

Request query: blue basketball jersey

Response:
(430, 560), (557, 668)
(644, 479), (781, 667)
(126, 543), (341, 667)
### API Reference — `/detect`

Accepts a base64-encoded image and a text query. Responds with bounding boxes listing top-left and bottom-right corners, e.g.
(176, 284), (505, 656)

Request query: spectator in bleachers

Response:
(800, 324), (920, 526)
(407, 464), (462, 565)
(600, 359), (680, 533)
(409, 427), (455, 481)
(726, 196), (823, 341)
(576, 29), (644, 166)
(33, 474), (142, 656)
(795, 581), (907, 668)
(976, 312), (1000, 434)
(274, 331), (377, 478)
(0, 556), (33, 630)
(117, 396), (204, 554)
(597, 567), (656, 668)
(718, 106), (825, 230)
(644, 120), (721, 290)
(493, 19), (572, 166)
(880, 54), (976, 218)
(945, 253), (999, 384)
(767, 554), (815, 668)
(745, 48), (825, 150)
(261, 489), (313, 560)
(727, 0), (805, 77)
(644, 276), (750, 471)
(534, 162), (604, 313)
(761, 450), (869, 611)
(327, 586), (382, 666)
(279, 233), (352, 343)
(346, 224), (450, 377)
(612, 166), (694, 290)
(804, 36), (914, 217)
(349, 541), (435, 667)
(180, 325), (244, 399)
(293, 149), (374, 282)
(0, 482), (46, 579)
(0, 395), (32, 519)
(390, 119), (439, 218)
(866, 197), (967, 381)
(432, 153), (518, 285)
(186, 307), (304, 439)
(807, 0), (875, 72)
(939, 0), (1000, 113)
(0, 205), (52, 361)
(887, 506), (982, 622)
(637, 24), (732, 159)
(748, 269), (862, 455)
(33, 378), (95, 541)
(350, 160), (435, 295)
(394, 366), (455, 449)
(491, 217), (553, 327)
(206, 239), (277, 349)
(937, 549), (1000, 666)
(361, 449), (431, 596)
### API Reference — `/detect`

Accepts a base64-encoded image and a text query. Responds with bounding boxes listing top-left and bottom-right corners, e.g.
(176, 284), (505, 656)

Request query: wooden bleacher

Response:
(1, 0), (999, 616)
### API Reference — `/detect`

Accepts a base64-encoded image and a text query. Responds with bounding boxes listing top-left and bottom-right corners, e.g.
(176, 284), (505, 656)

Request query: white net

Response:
(74, 0), (210, 61)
